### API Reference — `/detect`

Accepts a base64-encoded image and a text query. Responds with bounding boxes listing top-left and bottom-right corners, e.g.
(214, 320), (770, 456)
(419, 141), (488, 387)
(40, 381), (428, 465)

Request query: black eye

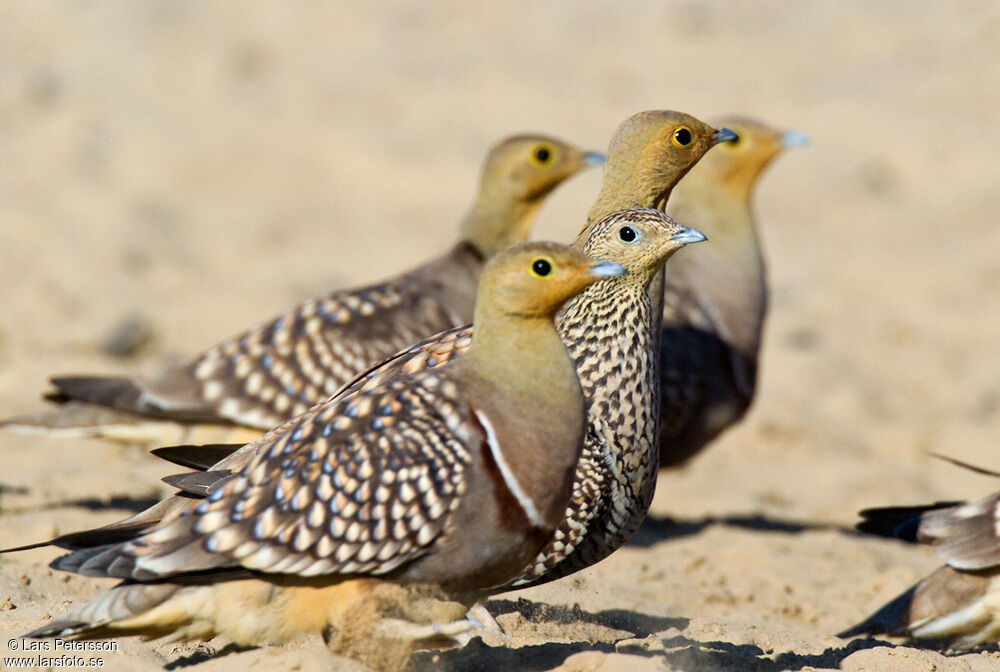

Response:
(534, 147), (551, 163)
(672, 127), (692, 147)
(618, 226), (638, 243)
(531, 258), (552, 277)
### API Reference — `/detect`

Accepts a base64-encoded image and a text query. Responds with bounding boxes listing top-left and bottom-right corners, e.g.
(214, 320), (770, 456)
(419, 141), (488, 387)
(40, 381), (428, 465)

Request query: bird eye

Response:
(618, 226), (640, 243)
(531, 146), (552, 165)
(671, 127), (692, 148)
(530, 258), (552, 277)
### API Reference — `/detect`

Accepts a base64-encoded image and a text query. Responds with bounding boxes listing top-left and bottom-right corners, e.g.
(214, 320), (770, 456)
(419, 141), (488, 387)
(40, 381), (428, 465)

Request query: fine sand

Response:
(2, 3), (1000, 671)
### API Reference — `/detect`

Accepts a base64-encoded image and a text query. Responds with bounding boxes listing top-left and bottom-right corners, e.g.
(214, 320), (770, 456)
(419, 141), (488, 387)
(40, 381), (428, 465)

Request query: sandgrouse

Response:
(64, 111), (729, 591)
(657, 117), (807, 468)
(2, 135), (602, 446)
(841, 489), (1000, 648)
(19, 242), (625, 649)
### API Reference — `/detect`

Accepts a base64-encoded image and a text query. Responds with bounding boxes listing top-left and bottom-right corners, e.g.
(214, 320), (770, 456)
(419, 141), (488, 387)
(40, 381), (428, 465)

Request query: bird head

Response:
(479, 134), (605, 203)
(697, 117), (807, 199)
(581, 208), (706, 283)
(478, 241), (625, 319)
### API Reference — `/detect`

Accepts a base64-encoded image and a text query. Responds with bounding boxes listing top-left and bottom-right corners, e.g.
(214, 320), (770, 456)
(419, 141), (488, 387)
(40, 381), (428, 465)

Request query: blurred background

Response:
(1, 2), (999, 669)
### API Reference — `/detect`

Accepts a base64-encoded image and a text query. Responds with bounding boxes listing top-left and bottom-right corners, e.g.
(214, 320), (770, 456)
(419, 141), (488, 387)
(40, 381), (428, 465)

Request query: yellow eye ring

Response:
(671, 126), (693, 148)
(529, 256), (553, 278)
(530, 145), (554, 165)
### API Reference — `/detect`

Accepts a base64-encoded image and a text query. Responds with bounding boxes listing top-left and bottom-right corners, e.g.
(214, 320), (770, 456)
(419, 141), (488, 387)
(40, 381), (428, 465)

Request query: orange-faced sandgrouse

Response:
(841, 489), (1000, 649)
(658, 117), (807, 468)
(2, 135), (603, 446)
(20, 242), (625, 649)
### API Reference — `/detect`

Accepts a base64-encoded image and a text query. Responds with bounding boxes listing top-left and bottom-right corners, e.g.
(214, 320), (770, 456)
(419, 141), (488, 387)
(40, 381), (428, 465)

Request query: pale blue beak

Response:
(671, 226), (708, 245)
(587, 260), (627, 278)
(781, 131), (810, 148)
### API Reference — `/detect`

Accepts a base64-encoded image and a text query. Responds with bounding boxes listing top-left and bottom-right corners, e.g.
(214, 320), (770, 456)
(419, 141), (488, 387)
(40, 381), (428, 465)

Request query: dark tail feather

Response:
(46, 376), (143, 409)
(162, 470), (232, 497)
(152, 443), (243, 471)
(856, 502), (961, 541)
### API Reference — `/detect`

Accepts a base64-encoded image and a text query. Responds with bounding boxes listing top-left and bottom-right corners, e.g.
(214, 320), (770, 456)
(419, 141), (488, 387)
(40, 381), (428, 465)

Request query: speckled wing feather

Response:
(52, 364), (477, 583)
(47, 278), (463, 431)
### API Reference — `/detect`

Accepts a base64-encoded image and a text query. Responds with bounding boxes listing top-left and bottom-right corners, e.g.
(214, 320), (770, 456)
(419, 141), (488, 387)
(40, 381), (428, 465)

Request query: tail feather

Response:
(162, 470), (233, 497)
(25, 582), (181, 640)
(856, 502), (961, 541)
(152, 444), (243, 471)
(46, 376), (144, 409)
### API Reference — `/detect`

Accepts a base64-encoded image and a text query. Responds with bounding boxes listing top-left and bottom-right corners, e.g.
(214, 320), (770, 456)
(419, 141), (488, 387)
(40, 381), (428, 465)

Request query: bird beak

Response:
(670, 226), (708, 246)
(713, 127), (739, 144)
(780, 131), (809, 148)
(583, 151), (606, 166)
(586, 260), (627, 278)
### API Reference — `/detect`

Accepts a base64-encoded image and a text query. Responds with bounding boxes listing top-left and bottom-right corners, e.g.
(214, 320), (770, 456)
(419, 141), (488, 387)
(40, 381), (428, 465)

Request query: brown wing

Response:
(46, 278), (462, 429)
(50, 365), (480, 582)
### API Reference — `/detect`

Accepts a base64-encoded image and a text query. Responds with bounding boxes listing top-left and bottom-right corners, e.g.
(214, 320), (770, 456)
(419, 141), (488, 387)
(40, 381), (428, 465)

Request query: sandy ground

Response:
(1, 2), (1000, 670)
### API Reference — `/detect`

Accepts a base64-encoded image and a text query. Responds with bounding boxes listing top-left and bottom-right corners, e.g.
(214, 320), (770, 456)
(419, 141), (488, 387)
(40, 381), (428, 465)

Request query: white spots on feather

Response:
(202, 380), (224, 402)
(377, 540), (400, 561)
(344, 520), (361, 544)
(330, 517), (347, 538)
(274, 394), (292, 415)
(245, 371), (264, 396)
(242, 544), (285, 570)
(293, 525), (320, 552)
(356, 541), (378, 563)
(316, 476), (335, 502)
(416, 524), (435, 546)
(207, 528), (244, 554)
(334, 543), (357, 563)
(316, 535), (336, 558)
(195, 510), (230, 534)
(252, 507), (281, 540)
(218, 398), (243, 421)
(399, 482), (416, 503)
(195, 355), (224, 380)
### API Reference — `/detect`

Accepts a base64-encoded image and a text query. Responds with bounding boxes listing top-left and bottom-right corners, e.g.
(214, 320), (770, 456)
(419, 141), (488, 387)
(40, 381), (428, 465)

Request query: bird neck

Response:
(581, 163), (674, 241)
(666, 191), (766, 360)
(459, 194), (544, 259)
(462, 309), (585, 530)
(556, 271), (661, 500)
(465, 311), (578, 400)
